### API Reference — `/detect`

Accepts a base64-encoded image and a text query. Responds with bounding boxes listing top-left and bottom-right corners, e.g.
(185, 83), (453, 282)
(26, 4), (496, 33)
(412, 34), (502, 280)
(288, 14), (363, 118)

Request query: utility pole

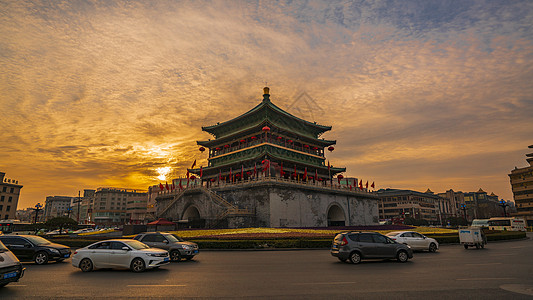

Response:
(77, 190), (81, 223)
(461, 203), (467, 223)
(499, 199), (508, 217)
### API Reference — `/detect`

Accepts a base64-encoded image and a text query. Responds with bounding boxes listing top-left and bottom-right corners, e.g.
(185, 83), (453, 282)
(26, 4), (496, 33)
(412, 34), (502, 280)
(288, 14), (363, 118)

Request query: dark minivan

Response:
(0, 235), (71, 265)
(331, 232), (413, 264)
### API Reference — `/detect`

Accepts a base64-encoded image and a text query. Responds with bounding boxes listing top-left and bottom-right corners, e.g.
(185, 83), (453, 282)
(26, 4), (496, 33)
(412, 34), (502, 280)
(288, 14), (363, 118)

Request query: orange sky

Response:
(1, 1), (532, 209)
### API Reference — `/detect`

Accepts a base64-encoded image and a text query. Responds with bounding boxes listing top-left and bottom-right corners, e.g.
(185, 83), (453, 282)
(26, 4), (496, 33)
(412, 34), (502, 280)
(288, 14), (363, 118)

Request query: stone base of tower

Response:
(156, 179), (379, 229)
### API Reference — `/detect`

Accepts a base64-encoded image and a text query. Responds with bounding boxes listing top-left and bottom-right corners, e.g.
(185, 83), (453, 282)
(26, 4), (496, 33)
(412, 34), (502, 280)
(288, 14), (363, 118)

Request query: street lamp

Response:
(499, 199), (508, 217)
(33, 203), (43, 224)
(66, 207), (72, 219)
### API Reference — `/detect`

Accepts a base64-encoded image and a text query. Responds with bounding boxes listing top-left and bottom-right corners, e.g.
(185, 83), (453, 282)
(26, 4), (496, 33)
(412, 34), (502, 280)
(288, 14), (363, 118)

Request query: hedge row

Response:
(49, 231), (526, 249)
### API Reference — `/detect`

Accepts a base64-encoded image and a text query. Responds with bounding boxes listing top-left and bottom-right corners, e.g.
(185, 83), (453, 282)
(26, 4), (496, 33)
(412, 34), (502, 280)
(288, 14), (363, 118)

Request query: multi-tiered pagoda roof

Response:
(190, 87), (345, 182)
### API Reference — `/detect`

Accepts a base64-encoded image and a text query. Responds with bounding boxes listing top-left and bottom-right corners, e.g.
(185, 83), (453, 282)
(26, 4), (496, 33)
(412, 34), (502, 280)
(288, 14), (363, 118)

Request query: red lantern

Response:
(190, 175), (196, 180)
(246, 171), (252, 175)
(211, 178), (216, 182)
(312, 147), (318, 150)
(262, 126), (270, 132)
(277, 136), (283, 140)
(215, 147), (221, 151)
(199, 147), (205, 152)
(251, 136), (257, 140)
(240, 139), (246, 143)
(337, 174), (344, 179)
(303, 144), (309, 148)
(287, 140), (293, 143)
(328, 146), (335, 152)
(224, 144), (230, 148)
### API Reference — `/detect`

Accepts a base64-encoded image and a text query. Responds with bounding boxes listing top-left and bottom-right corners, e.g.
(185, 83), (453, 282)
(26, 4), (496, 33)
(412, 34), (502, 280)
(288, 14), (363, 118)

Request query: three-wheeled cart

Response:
(459, 227), (487, 249)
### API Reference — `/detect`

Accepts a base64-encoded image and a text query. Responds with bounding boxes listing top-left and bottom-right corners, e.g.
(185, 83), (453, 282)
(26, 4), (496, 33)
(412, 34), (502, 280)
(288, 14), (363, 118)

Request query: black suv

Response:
(134, 232), (198, 262)
(331, 232), (413, 264)
(0, 235), (71, 265)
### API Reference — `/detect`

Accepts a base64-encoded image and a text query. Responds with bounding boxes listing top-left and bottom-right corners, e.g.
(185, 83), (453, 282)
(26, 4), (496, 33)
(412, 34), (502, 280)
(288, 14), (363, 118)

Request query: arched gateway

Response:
(327, 204), (346, 227)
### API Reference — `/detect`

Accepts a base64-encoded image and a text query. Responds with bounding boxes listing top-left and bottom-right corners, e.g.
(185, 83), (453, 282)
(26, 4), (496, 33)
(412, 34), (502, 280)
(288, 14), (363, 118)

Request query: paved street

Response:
(2, 234), (533, 299)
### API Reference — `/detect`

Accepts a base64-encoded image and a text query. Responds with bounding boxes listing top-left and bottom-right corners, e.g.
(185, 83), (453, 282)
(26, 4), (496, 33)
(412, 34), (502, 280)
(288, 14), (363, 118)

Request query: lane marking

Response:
(127, 285), (186, 287)
(465, 263), (502, 266)
(457, 278), (515, 281)
(293, 282), (357, 285)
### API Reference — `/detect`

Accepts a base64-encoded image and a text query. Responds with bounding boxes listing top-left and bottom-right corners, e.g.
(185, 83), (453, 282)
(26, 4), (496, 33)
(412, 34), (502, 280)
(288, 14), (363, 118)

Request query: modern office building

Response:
(0, 172), (23, 220)
(376, 188), (441, 224)
(43, 196), (73, 220)
(91, 187), (146, 226)
(509, 145), (533, 226)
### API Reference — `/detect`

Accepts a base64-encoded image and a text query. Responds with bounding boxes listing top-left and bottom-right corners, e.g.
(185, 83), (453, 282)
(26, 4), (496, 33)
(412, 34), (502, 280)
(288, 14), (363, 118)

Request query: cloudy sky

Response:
(1, 0), (532, 209)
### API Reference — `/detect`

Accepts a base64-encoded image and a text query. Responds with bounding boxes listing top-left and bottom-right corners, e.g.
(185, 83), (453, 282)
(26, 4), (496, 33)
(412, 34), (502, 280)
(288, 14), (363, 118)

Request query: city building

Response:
(43, 196), (73, 220)
(156, 87), (379, 228)
(126, 194), (149, 224)
(437, 189), (465, 218)
(91, 187), (146, 226)
(15, 207), (35, 223)
(463, 188), (502, 220)
(0, 172), (23, 220)
(376, 188), (441, 224)
(79, 189), (96, 224)
(509, 144), (533, 226)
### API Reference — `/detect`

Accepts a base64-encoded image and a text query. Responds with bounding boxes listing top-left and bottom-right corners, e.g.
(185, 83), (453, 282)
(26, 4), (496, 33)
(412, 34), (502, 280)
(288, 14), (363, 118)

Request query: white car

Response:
(71, 239), (170, 272)
(72, 228), (95, 234)
(385, 231), (439, 252)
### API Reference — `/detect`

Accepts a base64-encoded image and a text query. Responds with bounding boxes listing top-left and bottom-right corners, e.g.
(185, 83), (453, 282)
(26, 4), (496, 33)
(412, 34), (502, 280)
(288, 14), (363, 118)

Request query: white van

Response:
(0, 240), (24, 287)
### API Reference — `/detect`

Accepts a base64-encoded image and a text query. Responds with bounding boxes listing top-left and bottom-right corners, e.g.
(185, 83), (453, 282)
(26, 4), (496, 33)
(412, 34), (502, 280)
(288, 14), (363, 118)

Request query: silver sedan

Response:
(385, 231), (439, 252)
(71, 239), (169, 272)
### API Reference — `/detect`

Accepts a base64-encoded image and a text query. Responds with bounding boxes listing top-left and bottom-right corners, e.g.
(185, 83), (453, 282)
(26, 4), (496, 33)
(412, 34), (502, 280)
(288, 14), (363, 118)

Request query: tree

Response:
(44, 217), (77, 232)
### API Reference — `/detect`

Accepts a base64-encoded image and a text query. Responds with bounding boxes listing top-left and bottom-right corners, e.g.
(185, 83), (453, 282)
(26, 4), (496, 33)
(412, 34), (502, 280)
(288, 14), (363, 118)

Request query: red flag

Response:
(371, 182), (375, 188)
(219, 170), (222, 182)
(280, 162), (284, 177)
(294, 165), (297, 179)
(254, 164), (257, 176)
(359, 179), (363, 189)
(349, 185), (352, 191)
(304, 168), (307, 181)
(229, 168), (232, 182)
(354, 179), (358, 189)
(159, 183), (164, 191)
(171, 182), (175, 191)
(186, 169), (189, 179)
(165, 182), (169, 190)
(200, 166), (203, 178)
(179, 180), (183, 190)
(365, 181), (368, 189)
(191, 159), (196, 169)
(337, 176), (341, 184)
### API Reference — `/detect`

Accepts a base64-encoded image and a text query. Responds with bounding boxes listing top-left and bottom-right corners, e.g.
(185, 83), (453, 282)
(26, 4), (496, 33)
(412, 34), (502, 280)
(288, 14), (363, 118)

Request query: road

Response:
(1, 234), (533, 299)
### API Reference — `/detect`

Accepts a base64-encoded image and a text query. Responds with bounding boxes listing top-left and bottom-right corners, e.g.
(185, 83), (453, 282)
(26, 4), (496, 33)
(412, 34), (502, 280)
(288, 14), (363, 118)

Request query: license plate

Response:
(164, 257), (169, 262)
(193, 250), (198, 254)
(64, 254), (70, 258)
(3, 272), (17, 279)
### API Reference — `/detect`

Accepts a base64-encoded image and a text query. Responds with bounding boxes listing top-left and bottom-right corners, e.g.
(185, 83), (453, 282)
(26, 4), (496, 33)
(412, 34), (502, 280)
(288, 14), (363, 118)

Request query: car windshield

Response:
(167, 234), (184, 242)
(385, 232), (401, 237)
(0, 241), (8, 252)
(25, 236), (51, 245)
(172, 234), (185, 242)
(123, 240), (150, 250)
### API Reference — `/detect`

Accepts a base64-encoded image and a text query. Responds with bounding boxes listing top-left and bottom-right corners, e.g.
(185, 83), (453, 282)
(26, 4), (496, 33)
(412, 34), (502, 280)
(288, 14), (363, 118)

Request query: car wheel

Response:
(79, 258), (93, 272)
(397, 250), (409, 263)
(34, 251), (49, 265)
(349, 252), (361, 264)
(464, 244), (468, 249)
(131, 258), (146, 273)
(170, 250), (181, 262)
(429, 243), (437, 253)
(480, 243), (485, 249)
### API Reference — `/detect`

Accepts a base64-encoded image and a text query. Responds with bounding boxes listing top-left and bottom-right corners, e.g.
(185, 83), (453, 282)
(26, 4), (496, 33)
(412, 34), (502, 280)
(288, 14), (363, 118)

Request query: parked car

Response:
(0, 235), (71, 265)
(385, 231), (439, 252)
(0, 240), (24, 287)
(134, 232), (199, 262)
(71, 239), (169, 273)
(331, 232), (413, 264)
(44, 229), (69, 235)
(72, 228), (95, 234)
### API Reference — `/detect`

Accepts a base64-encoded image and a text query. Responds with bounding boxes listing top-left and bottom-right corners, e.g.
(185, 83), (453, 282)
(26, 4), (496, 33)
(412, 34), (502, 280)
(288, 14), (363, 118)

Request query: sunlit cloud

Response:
(1, 0), (532, 207)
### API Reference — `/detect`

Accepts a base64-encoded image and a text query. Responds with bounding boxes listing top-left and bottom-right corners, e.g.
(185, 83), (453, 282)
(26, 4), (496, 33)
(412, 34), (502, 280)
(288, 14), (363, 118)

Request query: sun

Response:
(156, 167), (171, 181)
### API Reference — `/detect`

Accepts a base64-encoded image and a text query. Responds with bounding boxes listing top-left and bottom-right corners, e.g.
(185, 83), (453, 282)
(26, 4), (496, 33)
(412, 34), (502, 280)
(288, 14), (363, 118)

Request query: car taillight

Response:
(340, 236), (348, 246)
(73, 251), (78, 255)
(391, 238), (396, 241)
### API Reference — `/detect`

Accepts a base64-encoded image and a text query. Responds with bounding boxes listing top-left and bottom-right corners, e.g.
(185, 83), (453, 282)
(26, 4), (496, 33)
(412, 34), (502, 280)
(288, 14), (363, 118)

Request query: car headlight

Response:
(49, 248), (60, 254)
(147, 253), (167, 257)
(182, 245), (192, 250)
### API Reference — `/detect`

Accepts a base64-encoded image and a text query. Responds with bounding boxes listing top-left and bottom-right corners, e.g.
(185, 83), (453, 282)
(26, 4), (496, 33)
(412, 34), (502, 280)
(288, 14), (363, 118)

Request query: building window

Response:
(10, 188), (14, 193)
(6, 206), (10, 211)
(4, 215), (8, 219)
(8, 197), (12, 202)
(0, 205), (2, 210)
(0, 196), (3, 201)
(2, 187), (5, 192)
